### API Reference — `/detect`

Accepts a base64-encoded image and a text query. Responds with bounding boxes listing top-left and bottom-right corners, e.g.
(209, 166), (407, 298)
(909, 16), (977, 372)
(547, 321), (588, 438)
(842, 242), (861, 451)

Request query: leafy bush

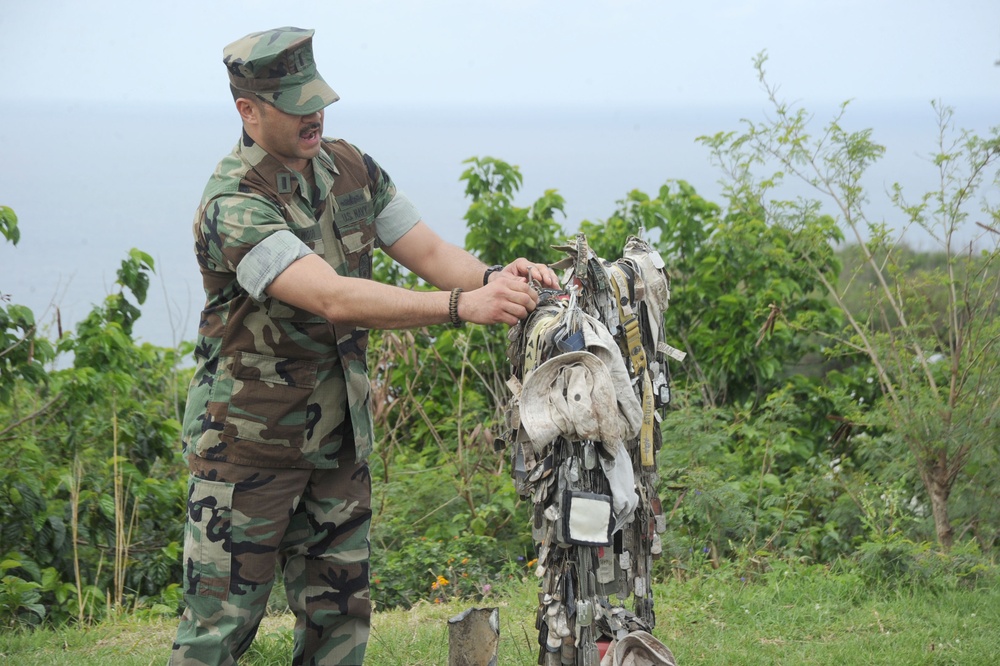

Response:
(0, 229), (187, 628)
(851, 538), (998, 592)
(370, 532), (528, 610)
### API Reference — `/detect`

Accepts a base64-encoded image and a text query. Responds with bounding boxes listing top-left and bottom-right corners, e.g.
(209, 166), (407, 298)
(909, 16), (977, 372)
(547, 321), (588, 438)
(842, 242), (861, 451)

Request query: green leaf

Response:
(0, 560), (23, 572)
(0, 205), (19, 245)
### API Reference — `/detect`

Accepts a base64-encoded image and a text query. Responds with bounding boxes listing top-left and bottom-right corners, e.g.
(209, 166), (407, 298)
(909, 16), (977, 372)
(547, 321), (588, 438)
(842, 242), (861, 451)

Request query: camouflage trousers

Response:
(170, 452), (372, 666)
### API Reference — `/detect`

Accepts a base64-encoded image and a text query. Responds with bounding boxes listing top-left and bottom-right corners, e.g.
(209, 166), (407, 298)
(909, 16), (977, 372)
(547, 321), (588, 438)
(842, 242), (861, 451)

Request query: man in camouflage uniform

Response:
(170, 26), (559, 666)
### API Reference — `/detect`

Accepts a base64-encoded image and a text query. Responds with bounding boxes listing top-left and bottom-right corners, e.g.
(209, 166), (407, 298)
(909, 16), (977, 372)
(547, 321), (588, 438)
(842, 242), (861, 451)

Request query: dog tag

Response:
(560, 639), (576, 664)
(581, 639), (600, 666)
(567, 457), (581, 486)
(651, 533), (663, 556)
(583, 441), (597, 470)
(619, 551), (631, 571)
(576, 599), (594, 627)
(596, 547), (615, 584)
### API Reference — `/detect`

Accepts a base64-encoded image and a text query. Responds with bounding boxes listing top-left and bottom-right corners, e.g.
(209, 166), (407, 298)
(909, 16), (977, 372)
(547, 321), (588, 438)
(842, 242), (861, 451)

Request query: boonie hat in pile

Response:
(223, 26), (339, 115)
(600, 630), (677, 665)
(520, 351), (624, 452)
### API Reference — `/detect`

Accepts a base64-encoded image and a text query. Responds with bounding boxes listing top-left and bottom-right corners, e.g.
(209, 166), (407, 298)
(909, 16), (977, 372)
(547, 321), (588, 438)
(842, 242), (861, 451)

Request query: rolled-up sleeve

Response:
(236, 229), (313, 300)
(375, 190), (421, 247)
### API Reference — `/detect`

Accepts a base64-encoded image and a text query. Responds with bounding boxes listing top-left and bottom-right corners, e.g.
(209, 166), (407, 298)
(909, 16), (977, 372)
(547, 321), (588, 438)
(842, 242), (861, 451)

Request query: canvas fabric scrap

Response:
(502, 234), (682, 665)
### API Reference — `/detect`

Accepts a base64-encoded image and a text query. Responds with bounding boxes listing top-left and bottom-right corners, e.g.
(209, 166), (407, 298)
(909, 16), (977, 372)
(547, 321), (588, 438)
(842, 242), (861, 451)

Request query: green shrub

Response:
(851, 538), (998, 591)
(370, 532), (529, 610)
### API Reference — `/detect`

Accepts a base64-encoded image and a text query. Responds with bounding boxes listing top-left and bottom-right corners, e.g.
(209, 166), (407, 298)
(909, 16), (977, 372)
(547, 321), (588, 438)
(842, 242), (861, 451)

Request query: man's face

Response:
(249, 98), (325, 171)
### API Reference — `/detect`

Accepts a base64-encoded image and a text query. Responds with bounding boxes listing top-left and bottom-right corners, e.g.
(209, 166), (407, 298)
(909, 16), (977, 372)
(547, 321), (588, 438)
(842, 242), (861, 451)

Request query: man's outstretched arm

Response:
(384, 221), (560, 291)
(265, 253), (533, 329)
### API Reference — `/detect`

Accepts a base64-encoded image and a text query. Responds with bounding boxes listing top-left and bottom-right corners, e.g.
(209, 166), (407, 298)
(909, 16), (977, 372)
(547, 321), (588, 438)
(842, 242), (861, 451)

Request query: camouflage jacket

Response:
(182, 132), (420, 468)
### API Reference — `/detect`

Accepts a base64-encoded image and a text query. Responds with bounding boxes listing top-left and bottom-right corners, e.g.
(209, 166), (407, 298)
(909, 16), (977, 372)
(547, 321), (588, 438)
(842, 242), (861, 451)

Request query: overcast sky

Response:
(4, 0), (999, 110)
(2, 0), (998, 348)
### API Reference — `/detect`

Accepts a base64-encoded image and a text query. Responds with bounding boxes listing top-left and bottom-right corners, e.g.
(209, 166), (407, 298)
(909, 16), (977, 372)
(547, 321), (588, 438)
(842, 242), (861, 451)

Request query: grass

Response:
(1, 566), (998, 665)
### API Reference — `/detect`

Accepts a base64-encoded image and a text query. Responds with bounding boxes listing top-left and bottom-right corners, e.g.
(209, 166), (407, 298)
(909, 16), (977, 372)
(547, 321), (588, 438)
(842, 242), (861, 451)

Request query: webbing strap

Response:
(608, 264), (647, 377)
(523, 309), (563, 376)
(640, 370), (655, 468)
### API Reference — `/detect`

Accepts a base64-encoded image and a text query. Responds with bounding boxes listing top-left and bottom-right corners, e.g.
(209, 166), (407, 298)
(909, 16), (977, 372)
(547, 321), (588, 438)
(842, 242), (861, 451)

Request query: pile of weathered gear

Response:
(502, 234), (683, 665)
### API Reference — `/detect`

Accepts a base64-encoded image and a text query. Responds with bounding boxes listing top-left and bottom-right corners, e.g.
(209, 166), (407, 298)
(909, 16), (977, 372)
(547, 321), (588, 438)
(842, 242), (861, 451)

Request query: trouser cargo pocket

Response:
(183, 476), (235, 600)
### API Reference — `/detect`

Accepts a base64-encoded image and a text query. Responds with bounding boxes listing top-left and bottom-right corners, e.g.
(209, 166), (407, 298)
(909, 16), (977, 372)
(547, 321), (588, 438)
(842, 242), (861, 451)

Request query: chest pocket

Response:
(333, 187), (377, 278)
(293, 220), (325, 254)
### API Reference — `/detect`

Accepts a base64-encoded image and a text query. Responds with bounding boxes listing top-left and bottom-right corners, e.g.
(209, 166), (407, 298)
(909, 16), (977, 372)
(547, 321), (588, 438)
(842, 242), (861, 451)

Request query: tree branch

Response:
(0, 393), (63, 439)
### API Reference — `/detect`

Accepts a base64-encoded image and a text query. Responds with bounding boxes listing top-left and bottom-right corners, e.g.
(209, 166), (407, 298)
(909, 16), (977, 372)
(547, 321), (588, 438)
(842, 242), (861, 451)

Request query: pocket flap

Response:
(233, 352), (319, 389)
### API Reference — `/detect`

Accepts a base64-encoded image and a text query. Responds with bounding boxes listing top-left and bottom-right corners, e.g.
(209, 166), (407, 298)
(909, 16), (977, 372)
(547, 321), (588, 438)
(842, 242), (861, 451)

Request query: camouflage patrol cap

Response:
(223, 26), (339, 115)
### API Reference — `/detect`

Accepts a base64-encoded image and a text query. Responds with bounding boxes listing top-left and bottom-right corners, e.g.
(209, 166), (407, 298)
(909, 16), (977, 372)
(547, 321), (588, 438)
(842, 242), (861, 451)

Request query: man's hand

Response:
(491, 258), (561, 289)
(458, 277), (540, 326)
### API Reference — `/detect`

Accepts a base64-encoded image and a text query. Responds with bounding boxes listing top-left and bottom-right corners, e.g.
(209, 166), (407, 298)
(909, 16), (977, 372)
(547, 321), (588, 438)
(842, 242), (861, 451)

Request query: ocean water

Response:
(1, 100), (994, 350)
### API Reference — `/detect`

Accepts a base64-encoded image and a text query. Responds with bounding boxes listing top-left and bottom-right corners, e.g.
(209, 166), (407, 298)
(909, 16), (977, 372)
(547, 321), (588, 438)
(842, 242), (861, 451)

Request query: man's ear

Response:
(235, 97), (259, 125)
